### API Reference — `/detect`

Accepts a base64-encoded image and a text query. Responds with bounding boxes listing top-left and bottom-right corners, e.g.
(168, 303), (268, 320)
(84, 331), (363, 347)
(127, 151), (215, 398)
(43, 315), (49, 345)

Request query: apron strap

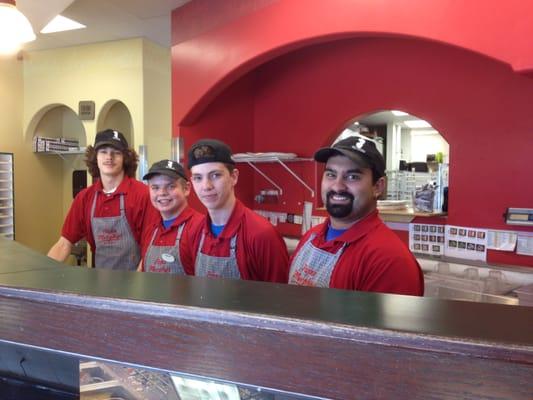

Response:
(175, 222), (185, 245)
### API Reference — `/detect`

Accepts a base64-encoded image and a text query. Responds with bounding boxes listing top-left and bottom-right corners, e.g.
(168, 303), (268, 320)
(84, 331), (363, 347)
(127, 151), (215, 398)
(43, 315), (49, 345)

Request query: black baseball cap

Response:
(143, 159), (188, 181)
(314, 136), (386, 179)
(187, 139), (235, 169)
(94, 129), (128, 151)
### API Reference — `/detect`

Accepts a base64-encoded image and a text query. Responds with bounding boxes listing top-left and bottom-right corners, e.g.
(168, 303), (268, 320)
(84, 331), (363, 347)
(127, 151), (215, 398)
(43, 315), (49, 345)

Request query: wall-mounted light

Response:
(0, 0), (35, 55)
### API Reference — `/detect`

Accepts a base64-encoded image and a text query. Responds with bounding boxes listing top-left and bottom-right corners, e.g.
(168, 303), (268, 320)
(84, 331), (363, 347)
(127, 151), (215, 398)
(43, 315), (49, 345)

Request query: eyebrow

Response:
(324, 167), (364, 174)
(192, 169), (224, 176)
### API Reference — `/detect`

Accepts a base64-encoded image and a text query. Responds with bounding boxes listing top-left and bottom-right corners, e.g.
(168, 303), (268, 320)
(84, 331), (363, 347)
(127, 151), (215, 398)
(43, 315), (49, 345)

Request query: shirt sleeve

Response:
(356, 250), (424, 296)
(248, 225), (290, 283)
(129, 183), (159, 246)
(61, 190), (89, 245)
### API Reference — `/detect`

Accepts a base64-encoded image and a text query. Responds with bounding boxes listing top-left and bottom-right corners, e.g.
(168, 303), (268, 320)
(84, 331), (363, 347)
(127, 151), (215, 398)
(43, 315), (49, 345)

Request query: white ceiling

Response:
(17, 0), (190, 51)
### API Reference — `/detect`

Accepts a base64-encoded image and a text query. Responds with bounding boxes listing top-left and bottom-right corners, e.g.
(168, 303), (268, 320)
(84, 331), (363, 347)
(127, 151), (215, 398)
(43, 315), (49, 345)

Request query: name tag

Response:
(161, 253), (175, 263)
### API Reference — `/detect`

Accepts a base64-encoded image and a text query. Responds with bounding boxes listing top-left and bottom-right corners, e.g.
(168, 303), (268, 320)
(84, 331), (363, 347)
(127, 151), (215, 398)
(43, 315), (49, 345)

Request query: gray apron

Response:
(144, 223), (186, 275)
(90, 191), (140, 270)
(194, 232), (241, 279)
(288, 233), (346, 287)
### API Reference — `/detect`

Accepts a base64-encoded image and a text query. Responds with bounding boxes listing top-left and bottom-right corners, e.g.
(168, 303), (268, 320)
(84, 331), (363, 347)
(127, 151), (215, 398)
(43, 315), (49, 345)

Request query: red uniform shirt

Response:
(140, 206), (204, 274)
(192, 200), (289, 283)
(61, 176), (157, 254)
(290, 210), (424, 295)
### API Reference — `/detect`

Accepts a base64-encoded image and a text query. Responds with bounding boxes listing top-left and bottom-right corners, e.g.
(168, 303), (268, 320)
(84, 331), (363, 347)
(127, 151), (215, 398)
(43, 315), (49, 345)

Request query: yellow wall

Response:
(0, 38), (171, 256)
(0, 56), (63, 254)
(142, 39), (172, 164)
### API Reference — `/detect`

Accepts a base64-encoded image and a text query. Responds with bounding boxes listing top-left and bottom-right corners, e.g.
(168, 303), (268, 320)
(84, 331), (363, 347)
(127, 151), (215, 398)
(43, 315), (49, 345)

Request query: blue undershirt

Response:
(325, 225), (348, 241)
(162, 217), (177, 229)
(210, 223), (225, 237)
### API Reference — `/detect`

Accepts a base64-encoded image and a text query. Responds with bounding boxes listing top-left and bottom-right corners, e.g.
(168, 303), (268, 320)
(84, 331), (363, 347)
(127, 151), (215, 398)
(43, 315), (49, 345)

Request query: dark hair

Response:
(85, 145), (139, 178)
(224, 163), (235, 173)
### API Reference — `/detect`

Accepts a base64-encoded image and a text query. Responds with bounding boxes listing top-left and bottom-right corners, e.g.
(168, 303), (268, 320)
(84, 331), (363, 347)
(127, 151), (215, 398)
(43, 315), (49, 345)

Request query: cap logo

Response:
(112, 131), (120, 141)
(167, 161), (173, 169)
(352, 138), (366, 152)
(193, 145), (215, 159)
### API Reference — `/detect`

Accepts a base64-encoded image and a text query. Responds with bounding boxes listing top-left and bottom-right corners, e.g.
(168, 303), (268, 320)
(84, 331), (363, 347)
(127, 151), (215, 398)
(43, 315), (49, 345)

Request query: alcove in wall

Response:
(27, 104), (87, 265)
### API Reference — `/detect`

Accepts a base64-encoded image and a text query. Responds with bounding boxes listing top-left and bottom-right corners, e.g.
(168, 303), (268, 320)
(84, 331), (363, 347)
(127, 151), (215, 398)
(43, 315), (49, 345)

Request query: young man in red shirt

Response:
(289, 136), (424, 296)
(48, 129), (156, 270)
(188, 139), (289, 282)
(138, 159), (203, 275)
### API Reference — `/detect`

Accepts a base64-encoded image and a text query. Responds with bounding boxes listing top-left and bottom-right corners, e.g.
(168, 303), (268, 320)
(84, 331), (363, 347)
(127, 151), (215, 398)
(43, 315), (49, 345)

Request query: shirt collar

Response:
(95, 175), (130, 195)
(320, 209), (381, 244)
(162, 206), (194, 230)
(203, 199), (245, 239)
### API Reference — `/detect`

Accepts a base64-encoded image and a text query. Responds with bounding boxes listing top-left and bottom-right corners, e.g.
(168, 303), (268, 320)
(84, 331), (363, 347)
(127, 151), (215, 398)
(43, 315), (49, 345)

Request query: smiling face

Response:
(96, 146), (124, 178)
(190, 162), (238, 212)
(148, 175), (190, 220)
(321, 155), (385, 229)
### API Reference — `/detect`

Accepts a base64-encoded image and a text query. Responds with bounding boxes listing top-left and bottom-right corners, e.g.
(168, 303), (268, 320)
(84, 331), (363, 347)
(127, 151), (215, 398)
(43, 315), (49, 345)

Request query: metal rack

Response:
(0, 153), (14, 240)
(233, 156), (315, 197)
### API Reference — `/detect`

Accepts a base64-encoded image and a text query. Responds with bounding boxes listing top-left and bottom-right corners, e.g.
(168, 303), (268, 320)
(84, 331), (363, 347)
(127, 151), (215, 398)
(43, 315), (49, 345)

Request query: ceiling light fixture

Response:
(404, 119), (432, 129)
(391, 110), (409, 116)
(0, 0), (36, 55)
(41, 15), (86, 34)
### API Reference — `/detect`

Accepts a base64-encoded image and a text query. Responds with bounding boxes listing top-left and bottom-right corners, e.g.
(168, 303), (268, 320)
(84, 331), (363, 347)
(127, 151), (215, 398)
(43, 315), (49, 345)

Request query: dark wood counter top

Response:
(0, 238), (532, 399)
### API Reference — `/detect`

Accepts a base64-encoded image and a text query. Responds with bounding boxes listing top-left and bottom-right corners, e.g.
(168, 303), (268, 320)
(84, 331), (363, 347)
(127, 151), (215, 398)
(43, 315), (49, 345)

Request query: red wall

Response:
(172, 1), (533, 267)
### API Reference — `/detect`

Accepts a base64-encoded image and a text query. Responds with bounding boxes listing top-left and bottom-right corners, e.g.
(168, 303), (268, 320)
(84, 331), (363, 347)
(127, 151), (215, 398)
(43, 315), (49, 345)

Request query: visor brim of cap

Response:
(143, 170), (186, 181)
(94, 141), (126, 150)
(314, 147), (362, 163)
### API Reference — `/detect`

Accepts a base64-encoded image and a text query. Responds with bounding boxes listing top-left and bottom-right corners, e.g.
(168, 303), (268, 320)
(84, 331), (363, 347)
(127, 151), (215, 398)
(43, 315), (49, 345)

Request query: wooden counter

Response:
(0, 238), (532, 399)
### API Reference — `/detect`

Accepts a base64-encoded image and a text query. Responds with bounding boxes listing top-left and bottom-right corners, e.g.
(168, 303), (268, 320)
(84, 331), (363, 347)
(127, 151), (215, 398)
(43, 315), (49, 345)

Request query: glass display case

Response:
(0, 152), (14, 240)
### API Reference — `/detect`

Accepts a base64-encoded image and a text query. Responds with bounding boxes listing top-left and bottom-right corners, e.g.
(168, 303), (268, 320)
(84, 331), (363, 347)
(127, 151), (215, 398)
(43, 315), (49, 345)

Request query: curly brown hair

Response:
(85, 145), (139, 178)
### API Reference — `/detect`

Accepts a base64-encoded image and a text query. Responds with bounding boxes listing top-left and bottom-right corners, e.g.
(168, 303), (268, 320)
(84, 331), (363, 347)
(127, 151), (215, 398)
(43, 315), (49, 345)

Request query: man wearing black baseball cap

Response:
(289, 136), (423, 295)
(138, 159), (203, 275)
(187, 139), (289, 282)
(48, 129), (157, 270)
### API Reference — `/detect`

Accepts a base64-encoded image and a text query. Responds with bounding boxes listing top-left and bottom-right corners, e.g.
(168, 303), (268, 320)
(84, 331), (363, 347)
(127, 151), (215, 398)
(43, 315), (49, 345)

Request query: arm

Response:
(136, 259), (143, 272)
(47, 236), (74, 263)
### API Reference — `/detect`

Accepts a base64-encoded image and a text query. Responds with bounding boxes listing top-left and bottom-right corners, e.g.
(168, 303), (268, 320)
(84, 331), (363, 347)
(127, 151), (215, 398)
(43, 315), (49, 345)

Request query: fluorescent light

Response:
(391, 110), (408, 116)
(41, 15), (86, 34)
(404, 119), (431, 129)
(0, 2), (36, 55)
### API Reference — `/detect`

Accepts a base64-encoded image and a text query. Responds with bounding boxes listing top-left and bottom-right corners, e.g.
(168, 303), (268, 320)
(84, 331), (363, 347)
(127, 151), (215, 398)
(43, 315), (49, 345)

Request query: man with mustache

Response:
(48, 129), (156, 270)
(188, 139), (289, 282)
(288, 136), (423, 295)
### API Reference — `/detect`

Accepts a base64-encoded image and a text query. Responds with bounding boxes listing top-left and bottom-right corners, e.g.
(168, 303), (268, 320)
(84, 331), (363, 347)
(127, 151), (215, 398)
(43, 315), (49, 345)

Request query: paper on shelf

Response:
(517, 235), (533, 256)
(487, 230), (517, 251)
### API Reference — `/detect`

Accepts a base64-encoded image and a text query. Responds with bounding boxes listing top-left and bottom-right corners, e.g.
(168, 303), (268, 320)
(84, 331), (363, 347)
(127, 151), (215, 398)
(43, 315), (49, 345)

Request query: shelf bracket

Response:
(238, 157), (315, 198)
(245, 161), (283, 195)
(275, 159), (315, 197)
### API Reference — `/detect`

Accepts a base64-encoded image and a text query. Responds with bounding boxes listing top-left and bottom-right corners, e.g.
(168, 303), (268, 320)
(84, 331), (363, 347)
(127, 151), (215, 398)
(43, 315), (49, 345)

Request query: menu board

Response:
(409, 223), (445, 256)
(444, 225), (488, 261)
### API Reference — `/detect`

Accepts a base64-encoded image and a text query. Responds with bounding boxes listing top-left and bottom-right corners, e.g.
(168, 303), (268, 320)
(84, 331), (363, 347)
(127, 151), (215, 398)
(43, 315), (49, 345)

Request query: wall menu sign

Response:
(444, 225), (488, 261)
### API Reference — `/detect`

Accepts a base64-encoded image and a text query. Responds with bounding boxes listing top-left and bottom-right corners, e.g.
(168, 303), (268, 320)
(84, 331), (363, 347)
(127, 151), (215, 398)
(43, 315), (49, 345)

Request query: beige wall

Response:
(0, 38), (170, 256)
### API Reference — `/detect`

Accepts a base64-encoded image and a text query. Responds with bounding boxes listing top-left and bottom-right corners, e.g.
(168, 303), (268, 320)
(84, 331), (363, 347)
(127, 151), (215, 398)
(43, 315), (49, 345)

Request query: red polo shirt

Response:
(192, 200), (289, 283)
(140, 206), (204, 274)
(290, 210), (424, 296)
(61, 176), (157, 254)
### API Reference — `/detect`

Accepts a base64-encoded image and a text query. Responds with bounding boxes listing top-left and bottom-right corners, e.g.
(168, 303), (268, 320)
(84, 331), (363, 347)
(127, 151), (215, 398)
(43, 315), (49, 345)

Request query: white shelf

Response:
(36, 149), (85, 160)
(233, 156), (315, 197)
(0, 153), (14, 240)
